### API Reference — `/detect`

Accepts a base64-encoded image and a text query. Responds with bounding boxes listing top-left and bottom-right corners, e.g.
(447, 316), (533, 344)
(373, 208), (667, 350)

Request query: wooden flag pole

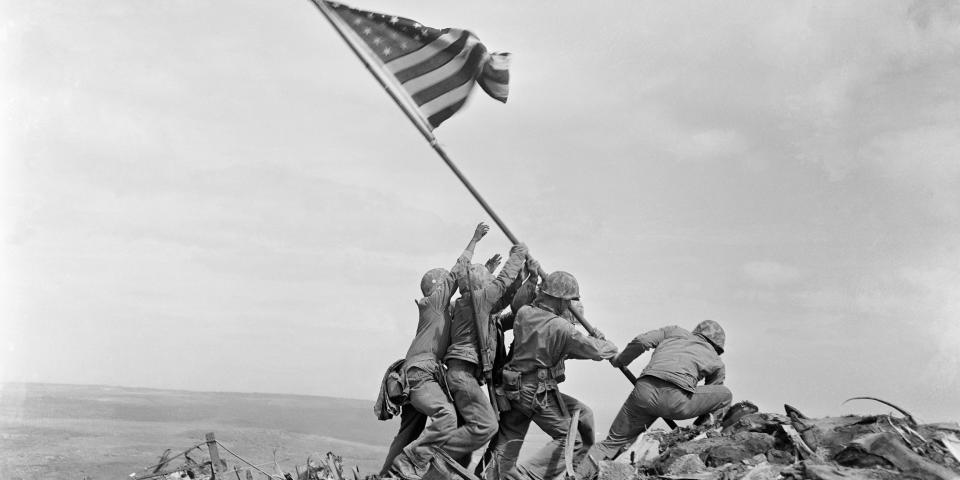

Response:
(308, 0), (435, 139)
(309, 0), (664, 410)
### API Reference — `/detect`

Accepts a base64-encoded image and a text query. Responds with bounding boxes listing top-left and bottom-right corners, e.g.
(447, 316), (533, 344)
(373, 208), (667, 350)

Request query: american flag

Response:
(325, 1), (510, 129)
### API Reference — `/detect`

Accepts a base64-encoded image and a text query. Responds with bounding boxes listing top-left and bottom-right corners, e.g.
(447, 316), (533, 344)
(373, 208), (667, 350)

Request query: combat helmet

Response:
(540, 271), (580, 300)
(693, 319), (726, 354)
(420, 268), (449, 296)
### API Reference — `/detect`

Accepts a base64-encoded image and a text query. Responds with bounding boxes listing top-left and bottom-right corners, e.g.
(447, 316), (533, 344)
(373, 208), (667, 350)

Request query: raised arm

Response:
(610, 325), (683, 368)
(480, 243), (528, 302)
(462, 223), (489, 262)
(563, 323), (619, 361)
(450, 222), (489, 275)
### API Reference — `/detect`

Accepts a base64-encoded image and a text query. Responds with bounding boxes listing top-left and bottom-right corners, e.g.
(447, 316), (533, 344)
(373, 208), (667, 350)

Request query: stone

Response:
(741, 462), (785, 480)
(596, 460), (635, 480)
(703, 432), (777, 467)
(667, 454), (707, 475)
(766, 449), (795, 465)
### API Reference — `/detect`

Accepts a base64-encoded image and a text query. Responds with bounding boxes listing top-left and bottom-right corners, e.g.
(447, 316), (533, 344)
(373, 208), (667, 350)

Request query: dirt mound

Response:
(599, 402), (960, 480)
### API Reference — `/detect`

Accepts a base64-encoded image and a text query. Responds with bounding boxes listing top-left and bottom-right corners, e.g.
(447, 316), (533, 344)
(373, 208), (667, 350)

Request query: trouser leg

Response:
(443, 362), (498, 460)
(592, 379), (661, 461)
(664, 384), (733, 420)
(380, 404), (427, 475)
(520, 391), (577, 480)
(404, 369), (457, 467)
(489, 406), (532, 480)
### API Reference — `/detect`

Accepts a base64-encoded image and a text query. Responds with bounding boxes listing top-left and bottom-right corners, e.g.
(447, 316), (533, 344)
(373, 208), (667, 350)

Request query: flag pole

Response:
(308, 0), (520, 243)
(310, 0), (656, 404)
(308, 0), (435, 139)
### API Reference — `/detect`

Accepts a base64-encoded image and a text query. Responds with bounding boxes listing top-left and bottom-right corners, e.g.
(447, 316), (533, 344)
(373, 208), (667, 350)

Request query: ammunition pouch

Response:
(507, 361), (568, 416)
(501, 369), (522, 401)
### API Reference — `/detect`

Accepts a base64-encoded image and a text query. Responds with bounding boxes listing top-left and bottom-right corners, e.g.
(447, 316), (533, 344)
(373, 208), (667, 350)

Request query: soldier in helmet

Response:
(486, 271), (619, 480)
(588, 320), (733, 463)
(386, 223), (491, 479)
(441, 240), (530, 464)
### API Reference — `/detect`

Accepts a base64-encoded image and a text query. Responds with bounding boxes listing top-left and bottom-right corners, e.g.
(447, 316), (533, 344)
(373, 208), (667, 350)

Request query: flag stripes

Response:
(325, 2), (510, 129)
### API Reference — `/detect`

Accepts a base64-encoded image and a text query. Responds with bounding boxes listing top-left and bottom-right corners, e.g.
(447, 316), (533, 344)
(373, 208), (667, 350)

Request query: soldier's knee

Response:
(717, 387), (733, 407)
(434, 406), (458, 430)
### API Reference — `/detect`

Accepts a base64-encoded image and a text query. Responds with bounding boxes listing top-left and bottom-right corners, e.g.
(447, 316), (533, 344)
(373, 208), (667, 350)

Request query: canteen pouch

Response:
(493, 386), (512, 413)
(501, 369), (522, 401)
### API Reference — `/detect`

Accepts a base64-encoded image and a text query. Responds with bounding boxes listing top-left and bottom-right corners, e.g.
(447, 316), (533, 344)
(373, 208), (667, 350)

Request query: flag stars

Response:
(362, 27), (372, 35)
(382, 47), (391, 55)
(389, 16), (399, 24)
(372, 37), (382, 45)
(399, 42), (408, 50)
(353, 18), (362, 25)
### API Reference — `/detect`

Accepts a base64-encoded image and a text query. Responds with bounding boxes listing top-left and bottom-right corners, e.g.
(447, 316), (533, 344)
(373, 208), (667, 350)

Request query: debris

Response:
(615, 433), (660, 467)
(942, 434), (960, 464)
(843, 396), (917, 425)
(137, 403), (960, 480)
(784, 404), (808, 421)
(596, 461), (634, 480)
(740, 462), (784, 480)
(666, 454), (707, 475)
(720, 401), (760, 430)
(781, 424), (819, 461)
(836, 432), (960, 480)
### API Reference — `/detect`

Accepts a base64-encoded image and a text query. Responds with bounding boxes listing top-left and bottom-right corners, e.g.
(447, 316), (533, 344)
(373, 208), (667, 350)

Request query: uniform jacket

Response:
(504, 304), (618, 380)
(615, 325), (725, 393)
(404, 251), (471, 369)
(445, 249), (526, 374)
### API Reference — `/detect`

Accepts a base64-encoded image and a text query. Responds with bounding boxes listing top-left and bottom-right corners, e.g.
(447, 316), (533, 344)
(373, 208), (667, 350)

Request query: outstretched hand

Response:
(472, 222), (490, 242)
(484, 253), (502, 273)
(525, 257), (541, 277)
(608, 355), (624, 368)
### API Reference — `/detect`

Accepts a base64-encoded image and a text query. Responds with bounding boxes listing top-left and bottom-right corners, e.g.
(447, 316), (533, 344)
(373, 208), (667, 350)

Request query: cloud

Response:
(742, 261), (804, 286)
(857, 125), (960, 219)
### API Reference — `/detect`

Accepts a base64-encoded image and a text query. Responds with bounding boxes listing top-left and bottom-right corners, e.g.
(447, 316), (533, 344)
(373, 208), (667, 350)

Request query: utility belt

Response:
(391, 359), (453, 404)
(497, 362), (569, 416)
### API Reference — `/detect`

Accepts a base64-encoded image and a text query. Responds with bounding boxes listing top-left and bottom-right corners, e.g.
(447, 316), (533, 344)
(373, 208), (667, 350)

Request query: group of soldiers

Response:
(374, 223), (733, 480)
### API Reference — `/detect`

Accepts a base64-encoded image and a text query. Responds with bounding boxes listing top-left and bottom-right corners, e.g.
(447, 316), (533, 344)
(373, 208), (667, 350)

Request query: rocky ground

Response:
(590, 400), (960, 480)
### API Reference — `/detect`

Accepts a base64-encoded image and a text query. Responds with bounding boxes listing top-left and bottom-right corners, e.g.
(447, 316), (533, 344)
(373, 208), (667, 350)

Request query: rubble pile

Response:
(599, 401), (960, 480)
(130, 401), (960, 480)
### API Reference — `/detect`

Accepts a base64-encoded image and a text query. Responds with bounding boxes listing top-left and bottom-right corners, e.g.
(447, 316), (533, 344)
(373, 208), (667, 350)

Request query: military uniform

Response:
(490, 303), (618, 480)
(593, 325), (732, 461)
(382, 253), (471, 475)
(442, 248), (527, 461)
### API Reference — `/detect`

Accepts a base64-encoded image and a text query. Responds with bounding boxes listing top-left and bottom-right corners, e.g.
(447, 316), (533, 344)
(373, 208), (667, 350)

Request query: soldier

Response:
(387, 223), (490, 480)
(488, 271), (619, 480)
(442, 242), (529, 464)
(590, 320), (732, 463)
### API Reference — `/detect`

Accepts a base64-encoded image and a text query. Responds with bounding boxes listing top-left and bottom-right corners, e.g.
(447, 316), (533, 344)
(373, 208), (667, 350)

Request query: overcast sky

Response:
(2, 0), (959, 429)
